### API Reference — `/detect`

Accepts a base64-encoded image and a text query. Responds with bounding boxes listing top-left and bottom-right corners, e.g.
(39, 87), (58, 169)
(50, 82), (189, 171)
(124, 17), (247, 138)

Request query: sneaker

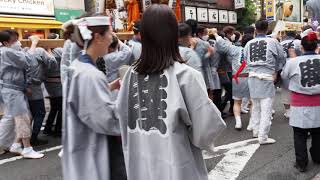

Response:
(247, 124), (253, 131)
(259, 138), (276, 145)
(294, 163), (307, 172)
(9, 144), (23, 155)
(235, 123), (242, 130)
(22, 147), (44, 159)
(253, 133), (258, 138)
(241, 108), (249, 114)
(58, 149), (63, 158)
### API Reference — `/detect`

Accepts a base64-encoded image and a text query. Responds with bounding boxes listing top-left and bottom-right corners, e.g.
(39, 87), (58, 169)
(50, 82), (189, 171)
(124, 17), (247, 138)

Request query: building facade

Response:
(0, 0), (85, 39)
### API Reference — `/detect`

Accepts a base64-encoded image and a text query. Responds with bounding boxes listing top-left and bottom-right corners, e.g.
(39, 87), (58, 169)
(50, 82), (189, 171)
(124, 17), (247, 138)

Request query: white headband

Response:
(62, 16), (112, 54)
(301, 28), (313, 39)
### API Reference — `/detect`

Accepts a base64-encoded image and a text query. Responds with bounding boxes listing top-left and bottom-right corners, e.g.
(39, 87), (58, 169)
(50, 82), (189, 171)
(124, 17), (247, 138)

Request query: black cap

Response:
(133, 20), (141, 32)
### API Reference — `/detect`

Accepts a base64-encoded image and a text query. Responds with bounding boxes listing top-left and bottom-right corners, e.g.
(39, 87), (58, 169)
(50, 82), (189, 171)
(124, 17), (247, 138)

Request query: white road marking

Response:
(0, 145), (62, 165)
(205, 138), (260, 180)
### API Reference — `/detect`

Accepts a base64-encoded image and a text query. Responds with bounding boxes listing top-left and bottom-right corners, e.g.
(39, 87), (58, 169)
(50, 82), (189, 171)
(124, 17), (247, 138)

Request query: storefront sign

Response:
(54, 9), (84, 23)
(228, 11), (237, 24)
(234, 0), (245, 9)
(184, 6), (196, 20)
(0, 0), (55, 17)
(281, 0), (302, 23)
(219, 10), (228, 23)
(197, 8), (208, 22)
(266, 0), (275, 21)
(208, 9), (218, 23)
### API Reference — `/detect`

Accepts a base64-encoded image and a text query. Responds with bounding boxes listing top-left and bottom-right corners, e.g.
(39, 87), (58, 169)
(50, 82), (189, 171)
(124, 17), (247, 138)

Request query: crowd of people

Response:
(0, 4), (319, 180)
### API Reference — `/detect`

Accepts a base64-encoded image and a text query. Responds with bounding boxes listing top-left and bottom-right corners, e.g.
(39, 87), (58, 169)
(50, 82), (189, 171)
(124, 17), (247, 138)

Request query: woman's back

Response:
(117, 62), (225, 180)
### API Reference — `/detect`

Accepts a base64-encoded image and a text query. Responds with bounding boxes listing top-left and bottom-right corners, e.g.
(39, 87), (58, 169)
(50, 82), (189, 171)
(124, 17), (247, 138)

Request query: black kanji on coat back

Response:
(249, 40), (267, 62)
(128, 72), (168, 135)
(299, 58), (320, 87)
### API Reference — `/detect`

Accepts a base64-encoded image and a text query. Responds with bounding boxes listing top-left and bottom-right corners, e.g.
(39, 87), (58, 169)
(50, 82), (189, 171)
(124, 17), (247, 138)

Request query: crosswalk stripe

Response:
(0, 145), (62, 165)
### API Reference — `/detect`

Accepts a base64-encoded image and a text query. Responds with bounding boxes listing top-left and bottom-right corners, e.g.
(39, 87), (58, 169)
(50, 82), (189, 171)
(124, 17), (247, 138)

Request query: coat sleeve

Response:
(184, 49), (202, 72)
(215, 36), (231, 54)
(38, 48), (58, 70)
(275, 41), (286, 71)
(178, 69), (226, 150)
(5, 50), (30, 70)
(280, 60), (294, 82)
(69, 71), (120, 135)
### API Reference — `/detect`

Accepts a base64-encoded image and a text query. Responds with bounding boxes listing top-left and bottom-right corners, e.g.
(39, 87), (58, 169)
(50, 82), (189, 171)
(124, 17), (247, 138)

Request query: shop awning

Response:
(0, 17), (62, 29)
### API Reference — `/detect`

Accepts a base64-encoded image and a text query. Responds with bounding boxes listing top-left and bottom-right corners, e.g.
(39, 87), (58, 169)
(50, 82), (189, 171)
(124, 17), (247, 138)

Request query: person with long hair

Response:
(117, 5), (225, 180)
(61, 16), (123, 180)
(281, 31), (320, 172)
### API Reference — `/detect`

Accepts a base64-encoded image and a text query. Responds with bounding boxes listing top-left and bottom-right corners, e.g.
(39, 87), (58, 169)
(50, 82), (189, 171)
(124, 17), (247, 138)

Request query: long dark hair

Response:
(134, 4), (183, 74)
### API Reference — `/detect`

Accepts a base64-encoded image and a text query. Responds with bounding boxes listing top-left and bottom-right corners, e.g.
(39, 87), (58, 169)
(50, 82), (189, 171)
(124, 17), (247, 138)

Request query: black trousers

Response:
(28, 99), (46, 140)
(44, 97), (62, 134)
(221, 72), (234, 113)
(293, 127), (320, 168)
(108, 136), (127, 180)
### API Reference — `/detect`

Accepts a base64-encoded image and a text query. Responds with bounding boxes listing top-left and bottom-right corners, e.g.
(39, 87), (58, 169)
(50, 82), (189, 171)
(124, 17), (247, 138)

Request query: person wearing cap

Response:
(281, 31), (320, 172)
(243, 19), (286, 145)
(127, 20), (142, 62)
(61, 16), (122, 180)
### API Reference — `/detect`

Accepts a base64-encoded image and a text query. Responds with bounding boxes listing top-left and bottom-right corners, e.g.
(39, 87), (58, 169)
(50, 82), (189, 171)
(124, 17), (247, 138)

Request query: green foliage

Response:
(236, 0), (257, 31)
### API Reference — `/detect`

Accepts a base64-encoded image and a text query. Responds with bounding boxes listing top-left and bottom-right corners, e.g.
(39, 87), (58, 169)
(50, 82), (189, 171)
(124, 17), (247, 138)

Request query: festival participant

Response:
(117, 5), (226, 180)
(244, 19), (286, 144)
(280, 30), (302, 118)
(213, 28), (253, 130)
(0, 30), (44, 158)
(281, 31), (320, 172)
(178, 23), (202, 72)
(61, 16), (123, 180)
(127, 20), (142, 62)
(194, 25), (219, 102)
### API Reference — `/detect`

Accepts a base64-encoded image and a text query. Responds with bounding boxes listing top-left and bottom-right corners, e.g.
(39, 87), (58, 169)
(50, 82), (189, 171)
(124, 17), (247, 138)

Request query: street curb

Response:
(312, 172), (320, 180)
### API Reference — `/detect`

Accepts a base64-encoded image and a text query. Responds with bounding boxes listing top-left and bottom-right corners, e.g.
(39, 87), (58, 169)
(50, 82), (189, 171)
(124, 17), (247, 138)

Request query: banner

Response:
(0, 0), (54, 17)
(266, 0), (275, 21)
(279, 0), (302, 23)
(184, 6), (196, 20)
(234, 0), (245, 9)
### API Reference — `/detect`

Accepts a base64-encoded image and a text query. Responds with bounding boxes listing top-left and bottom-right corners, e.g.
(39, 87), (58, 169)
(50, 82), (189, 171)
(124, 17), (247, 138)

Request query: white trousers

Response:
(0, 114), (15, 148)
(251, 97), (274, 141)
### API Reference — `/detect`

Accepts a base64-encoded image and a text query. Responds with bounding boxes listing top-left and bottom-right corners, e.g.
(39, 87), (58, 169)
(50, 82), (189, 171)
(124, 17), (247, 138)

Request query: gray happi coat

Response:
(244, 35), (286, 99)
(103, 43), (133, 83)
(127, 38), (142, 62)
(194, 38), (220, 90)
(45, 48), (63, 98)
(117, 62), (226, 180)
(281, 53), (320, 129)
(179, 46), (202, 72)
(62, 55), (120, 180)
(0, 47), (38, 116)
(27, 47), (57, 101)
(215, 36), (250, 99)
